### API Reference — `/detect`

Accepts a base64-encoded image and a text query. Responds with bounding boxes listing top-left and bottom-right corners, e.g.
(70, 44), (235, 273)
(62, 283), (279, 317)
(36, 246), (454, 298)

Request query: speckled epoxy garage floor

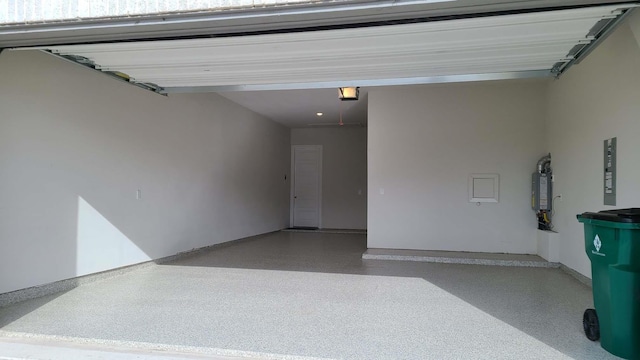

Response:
(0, 232), (617, 359)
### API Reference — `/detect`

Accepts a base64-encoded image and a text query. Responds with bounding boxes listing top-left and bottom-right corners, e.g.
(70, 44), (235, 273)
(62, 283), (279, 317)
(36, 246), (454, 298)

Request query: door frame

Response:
(290, 145), (323, 228)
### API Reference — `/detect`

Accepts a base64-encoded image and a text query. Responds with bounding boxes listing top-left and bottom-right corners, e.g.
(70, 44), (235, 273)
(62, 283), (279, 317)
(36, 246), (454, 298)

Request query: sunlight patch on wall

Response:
(76, 196), (150, 276)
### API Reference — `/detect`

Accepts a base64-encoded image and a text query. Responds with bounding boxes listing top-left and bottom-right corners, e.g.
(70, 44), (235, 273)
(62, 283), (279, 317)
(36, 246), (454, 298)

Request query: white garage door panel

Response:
(19, 4), (636, 92)
(48, 18), (596, 62)
(132, 63), (552, 88)
(99, 42), (578, 72)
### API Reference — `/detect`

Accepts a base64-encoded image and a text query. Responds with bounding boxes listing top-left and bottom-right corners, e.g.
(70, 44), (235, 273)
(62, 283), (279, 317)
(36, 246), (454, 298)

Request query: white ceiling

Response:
(219, 88), (368, 128)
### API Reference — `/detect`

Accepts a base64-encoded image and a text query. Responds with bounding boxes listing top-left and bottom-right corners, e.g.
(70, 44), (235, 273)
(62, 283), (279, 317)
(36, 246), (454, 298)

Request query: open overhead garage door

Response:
(0, 0), (632, 47)
(11, 3), (636, 94)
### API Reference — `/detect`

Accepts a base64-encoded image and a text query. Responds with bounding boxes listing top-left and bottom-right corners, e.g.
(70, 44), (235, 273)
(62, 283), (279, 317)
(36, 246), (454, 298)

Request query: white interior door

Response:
(291, 145), (322, 228)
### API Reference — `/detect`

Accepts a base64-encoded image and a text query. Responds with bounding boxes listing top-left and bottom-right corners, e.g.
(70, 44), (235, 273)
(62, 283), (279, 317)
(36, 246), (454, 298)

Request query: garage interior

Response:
(1, 0), (640, 359)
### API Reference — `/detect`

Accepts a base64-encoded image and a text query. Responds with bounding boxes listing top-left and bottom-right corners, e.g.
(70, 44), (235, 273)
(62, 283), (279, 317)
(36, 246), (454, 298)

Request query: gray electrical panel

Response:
(532, 173), (552, 211)
(604, 137), (617, 206)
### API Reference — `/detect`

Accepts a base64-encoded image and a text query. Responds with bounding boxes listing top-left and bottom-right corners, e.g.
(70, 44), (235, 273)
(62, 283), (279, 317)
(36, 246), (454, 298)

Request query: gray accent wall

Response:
(547, 11), (640, 278)
(367, 81), (548, 254)
(291, 127), (367, 230)
(0, 50), (290, 294)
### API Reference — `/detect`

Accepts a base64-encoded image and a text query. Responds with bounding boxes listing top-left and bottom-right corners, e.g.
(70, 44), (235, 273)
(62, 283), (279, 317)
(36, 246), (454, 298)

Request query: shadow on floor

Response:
(0, 287), (75, 328)
(159, 231), (601, 360)
(0, 231), (605, 359)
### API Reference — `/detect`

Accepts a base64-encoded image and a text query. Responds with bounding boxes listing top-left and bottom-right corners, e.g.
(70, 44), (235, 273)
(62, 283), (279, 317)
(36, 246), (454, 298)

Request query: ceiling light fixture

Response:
(338, 87), (359, 101)
(316, 112), (323, 116)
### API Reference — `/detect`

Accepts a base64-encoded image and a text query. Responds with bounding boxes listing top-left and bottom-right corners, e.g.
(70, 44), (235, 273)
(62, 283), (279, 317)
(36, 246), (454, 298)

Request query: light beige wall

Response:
(368, 81), (547, 253)
(291, 127), (367, 230)
(0, 50), (290, 293)
(547, 13), (640, 277)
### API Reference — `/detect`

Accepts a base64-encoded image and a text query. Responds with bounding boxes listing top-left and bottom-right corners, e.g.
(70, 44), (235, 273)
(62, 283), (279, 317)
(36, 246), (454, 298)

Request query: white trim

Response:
(318, 146), (323, 228)
(290, 147), (295, 227)
(290, 145), (323, 228)
(468, 173), (500, 203)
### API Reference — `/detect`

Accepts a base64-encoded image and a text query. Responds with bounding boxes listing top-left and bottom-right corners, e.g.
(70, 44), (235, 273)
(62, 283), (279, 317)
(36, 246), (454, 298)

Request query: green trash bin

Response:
(577, 208), (640, 359)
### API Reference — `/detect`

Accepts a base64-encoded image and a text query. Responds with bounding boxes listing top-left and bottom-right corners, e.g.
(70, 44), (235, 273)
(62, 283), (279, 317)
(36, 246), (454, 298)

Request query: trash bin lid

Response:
(579, 208), (640, 223)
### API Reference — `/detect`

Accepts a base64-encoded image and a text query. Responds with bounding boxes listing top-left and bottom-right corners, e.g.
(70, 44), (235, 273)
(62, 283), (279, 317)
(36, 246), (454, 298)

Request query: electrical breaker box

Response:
(532, 173), (552, 211)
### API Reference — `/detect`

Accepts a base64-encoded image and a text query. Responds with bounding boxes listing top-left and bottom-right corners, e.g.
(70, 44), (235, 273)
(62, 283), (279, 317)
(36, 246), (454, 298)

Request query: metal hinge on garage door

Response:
(50, 53), (166, 95)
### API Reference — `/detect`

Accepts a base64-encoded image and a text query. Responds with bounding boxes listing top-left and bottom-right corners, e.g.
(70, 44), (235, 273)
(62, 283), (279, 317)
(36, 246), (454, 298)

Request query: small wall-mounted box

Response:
(469, 174), (499, 203)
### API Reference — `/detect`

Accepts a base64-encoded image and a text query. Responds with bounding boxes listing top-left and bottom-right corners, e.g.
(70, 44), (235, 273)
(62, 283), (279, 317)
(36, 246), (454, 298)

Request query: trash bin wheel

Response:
(583, 308), (600, 341)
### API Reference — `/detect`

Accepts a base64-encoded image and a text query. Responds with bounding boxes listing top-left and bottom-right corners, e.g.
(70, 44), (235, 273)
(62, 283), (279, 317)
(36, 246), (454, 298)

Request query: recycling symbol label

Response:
(594, 235), (602, 252)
